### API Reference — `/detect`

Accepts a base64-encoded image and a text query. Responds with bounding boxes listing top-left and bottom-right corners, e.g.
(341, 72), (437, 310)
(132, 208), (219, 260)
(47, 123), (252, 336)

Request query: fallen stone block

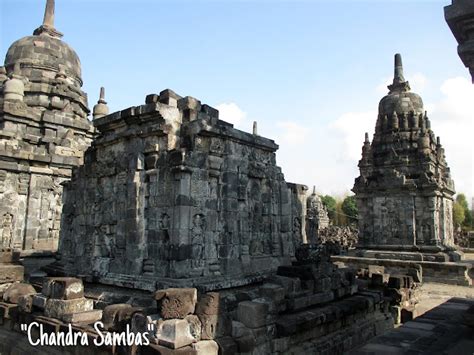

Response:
(192, 340), (218, 355)
(102, 303), (142, 331)
(44, 297), (94, 319)
(259, 283), (286, 303)
(185, 315), (202, 341)
(32, 294), (47, 310)
(237, 301), (268, 328)
(155, 288), (197, 319)
(0, 302), (18, 324)
(61, 309), (103, 324)
(42, 277), (84, 300)
(17, 293), (36, 313)
(158, 319), (195, 349)
(235, 333), (256, 353)
(215, 336), (238, 355)
(2, 283), (36, 304)
(142, 343), (197, 355)
(0, 265), (24, 283)
(195, 292), (220, 315)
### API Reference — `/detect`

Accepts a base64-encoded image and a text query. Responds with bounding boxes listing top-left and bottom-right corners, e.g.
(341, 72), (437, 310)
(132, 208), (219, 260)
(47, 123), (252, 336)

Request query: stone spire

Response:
(93, 87), (109, 119)
(253, 121), (258, 135)
(33, 0), (63, 38)
(388, 53), (410, 93)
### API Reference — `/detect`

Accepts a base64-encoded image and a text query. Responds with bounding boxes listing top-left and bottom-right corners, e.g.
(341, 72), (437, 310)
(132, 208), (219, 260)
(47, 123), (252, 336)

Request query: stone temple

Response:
(47, 88), (310, 291)
(353, 54), (459, 261)
(0, 2), (473, 355)
(0, 0), (94, 253)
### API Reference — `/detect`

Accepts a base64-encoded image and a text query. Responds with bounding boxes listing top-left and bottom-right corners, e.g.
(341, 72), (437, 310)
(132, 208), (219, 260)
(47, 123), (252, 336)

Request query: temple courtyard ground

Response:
(350, 253), (474, 354)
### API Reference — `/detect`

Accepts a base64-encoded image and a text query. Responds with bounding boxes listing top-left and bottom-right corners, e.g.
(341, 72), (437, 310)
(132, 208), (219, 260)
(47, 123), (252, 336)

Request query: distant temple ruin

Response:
(0, 0), (94, 252)
(353, 54), (459, 260)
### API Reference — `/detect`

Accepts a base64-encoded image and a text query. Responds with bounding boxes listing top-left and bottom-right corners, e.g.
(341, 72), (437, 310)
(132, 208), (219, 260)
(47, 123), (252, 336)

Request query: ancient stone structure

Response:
(0, 0), (94, 252)
(445, 0), (474, 82)
(353, 54), (459, 260)
(47, 90), (307, 290)
(305, 187), (330, 243)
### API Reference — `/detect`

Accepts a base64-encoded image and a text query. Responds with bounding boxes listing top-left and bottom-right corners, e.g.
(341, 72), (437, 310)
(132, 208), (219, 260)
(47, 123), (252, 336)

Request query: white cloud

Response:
(428, 76), (474, 201)
(215, 102), (247, 129)
(330, 110), (376, 161)
(275, 121), (308, 145)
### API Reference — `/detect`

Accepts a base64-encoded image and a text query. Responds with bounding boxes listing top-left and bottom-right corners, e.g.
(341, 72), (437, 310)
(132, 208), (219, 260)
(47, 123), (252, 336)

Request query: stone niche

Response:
(49, 90), (305, 291)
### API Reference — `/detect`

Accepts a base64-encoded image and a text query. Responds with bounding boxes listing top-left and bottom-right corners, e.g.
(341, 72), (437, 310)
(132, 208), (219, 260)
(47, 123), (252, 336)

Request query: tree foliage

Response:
(321, 195), (337, 222)
(455, 193), (472, 229)
(453, 202), (465, 228)
(342, 195), (358, 222)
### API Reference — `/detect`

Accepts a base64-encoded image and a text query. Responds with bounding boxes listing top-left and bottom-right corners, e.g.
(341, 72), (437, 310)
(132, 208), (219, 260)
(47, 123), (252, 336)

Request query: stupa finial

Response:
(33, 0), (63, 38)
(388, 53), (410, 93)
(43, 0), (55, 28)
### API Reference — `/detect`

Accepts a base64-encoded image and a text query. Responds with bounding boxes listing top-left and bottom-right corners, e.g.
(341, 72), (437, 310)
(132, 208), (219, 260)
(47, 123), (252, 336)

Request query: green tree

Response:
(456, 194), (472, 228)
(453, 201), (465, 228)
(321, 195), (336, 222)
(341, 195), (358, 224)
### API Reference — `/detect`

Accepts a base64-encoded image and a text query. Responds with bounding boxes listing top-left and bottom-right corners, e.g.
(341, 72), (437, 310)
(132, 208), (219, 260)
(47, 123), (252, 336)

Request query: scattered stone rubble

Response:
(319, 226), (359, 252)
(1, 251), (423, 355)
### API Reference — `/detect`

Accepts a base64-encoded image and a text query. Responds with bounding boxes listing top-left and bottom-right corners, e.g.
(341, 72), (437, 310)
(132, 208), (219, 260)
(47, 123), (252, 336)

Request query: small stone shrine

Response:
(333, 54), (472, 286)
(305, 187), (330, 243)
(47, 89), (307, 290)
(353, 54), (459, 261)
(0, 0), (94, 252)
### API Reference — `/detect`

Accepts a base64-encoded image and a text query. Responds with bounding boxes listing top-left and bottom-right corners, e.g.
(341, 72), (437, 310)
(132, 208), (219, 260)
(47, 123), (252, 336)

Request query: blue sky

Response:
(1, 0), (473, 203)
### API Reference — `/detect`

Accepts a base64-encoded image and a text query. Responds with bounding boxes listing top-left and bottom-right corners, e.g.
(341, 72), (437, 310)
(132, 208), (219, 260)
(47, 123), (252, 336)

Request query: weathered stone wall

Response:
(357, 195), (455, 249)
(53, 90), (304, 288)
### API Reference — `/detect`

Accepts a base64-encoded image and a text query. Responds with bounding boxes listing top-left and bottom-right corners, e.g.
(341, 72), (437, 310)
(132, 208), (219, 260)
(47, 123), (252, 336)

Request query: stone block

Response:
(142, 343), (197, 355)
(44, 297), (94, 319)
(195, 292), (220, 315)
(17, 293), (35, 313)
(235, 333), (256, 353)
(192, 340), (218, 355)
(158, 319), (196, 349)
(371, 273), (385, 287)
(61, 309), (103, 324)
(42, 277), (84, 300)
(185, 314), (202, 341)
(237, 301), (268, 328)
(2, 283), (36, 304)
(155, 288), (197, 319)
(0, 302), (18, 322)
(259, 283), (286, 303)
(102, 304), (142, 331)
(215, 336), (238, 355)
(0, 265), (24, 283)
(32, 294), (47, 310)
(388, 276), (403, 290)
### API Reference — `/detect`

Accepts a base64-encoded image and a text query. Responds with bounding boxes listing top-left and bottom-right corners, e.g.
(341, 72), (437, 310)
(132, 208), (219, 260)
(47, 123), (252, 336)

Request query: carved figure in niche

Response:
(191, 214), (206, 267)
(249, 239), (264, 256)
(306, 193), (321, 243)
(1, 213), (13, 248)
(159, 213), (170, 230)
(94, 227), (115, 258)
(292, 217), (302, 244)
